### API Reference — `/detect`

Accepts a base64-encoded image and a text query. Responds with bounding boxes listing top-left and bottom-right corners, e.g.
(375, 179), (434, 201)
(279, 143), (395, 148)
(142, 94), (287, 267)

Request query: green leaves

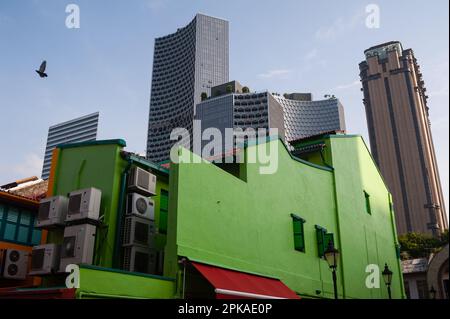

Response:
(398, 230), (448, 259)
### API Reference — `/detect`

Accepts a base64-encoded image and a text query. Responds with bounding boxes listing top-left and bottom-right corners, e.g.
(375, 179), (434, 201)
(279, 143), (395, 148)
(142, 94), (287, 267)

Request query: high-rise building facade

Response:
(195, 82), (346, 157)
(195, 83), (285, 156)
(146, 13), (229, 163)
(41, 112), (99, 179)
(273, 94), (346, 142)
(359, 41), (447, 235)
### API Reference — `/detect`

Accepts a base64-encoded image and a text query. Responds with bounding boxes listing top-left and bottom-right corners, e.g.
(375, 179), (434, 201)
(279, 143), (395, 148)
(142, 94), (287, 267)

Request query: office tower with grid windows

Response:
(41, 112), (99, 179)
(146, 13), (229, 163)
(359, 41), (447, 236)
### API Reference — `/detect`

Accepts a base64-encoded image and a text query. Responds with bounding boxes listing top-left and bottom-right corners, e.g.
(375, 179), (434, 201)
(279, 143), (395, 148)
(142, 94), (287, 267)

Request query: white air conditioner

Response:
(126, 193), (155, 220)
(128, 167), (156, 196)
(29, 244), (61, 275)
(37, 195), (68, 228)
(59, 224), (97, 272)
(122, 246), (157, 274)
(122, 216), (155, 248)
(0, 249), (29, 280)
(66, 187), (102, 222)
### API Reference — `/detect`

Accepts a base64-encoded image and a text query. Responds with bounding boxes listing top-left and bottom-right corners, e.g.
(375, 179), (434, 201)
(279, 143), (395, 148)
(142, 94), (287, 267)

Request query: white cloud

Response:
(145, 0), (167, 11)
(315, 10), (365, 40)
(12, 153), (43, 179)
(304, 49), (318, 61)
(258, 69), (292, 79)
(429, 87), (449, 97)
(333, 80), (361, 90)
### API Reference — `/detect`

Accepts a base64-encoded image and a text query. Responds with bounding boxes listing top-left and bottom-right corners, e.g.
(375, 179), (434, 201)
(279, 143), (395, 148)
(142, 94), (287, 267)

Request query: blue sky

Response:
(0, 0), (448, 211)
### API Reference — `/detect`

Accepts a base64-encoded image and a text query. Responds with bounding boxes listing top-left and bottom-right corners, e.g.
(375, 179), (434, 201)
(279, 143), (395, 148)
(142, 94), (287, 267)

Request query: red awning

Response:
(191, 262), (300, 299)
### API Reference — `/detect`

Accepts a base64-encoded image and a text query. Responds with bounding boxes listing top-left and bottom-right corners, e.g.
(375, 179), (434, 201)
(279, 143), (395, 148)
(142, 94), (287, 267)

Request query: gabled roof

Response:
(402, 258), (428, 274)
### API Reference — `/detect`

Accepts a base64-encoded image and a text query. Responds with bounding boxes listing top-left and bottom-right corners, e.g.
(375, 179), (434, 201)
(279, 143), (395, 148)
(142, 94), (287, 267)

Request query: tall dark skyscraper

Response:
(359, 41), (447, 236)
(146, 13), (229, 162)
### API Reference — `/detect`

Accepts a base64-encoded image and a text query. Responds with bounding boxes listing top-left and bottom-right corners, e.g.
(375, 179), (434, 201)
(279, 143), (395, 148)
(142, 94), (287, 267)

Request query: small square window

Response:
(7, 208), (19, 223)
(17, 226), (30, 243)
(4, 223), (17, 241)
(20, 212), (32, 226)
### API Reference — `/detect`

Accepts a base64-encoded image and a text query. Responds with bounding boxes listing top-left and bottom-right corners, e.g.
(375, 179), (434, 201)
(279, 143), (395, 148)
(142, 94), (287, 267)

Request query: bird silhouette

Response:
(36, 60), (48, 78)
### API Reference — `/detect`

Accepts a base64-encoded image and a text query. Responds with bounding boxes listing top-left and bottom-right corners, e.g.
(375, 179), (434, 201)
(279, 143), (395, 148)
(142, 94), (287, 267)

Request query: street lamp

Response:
(382, 263), (393, 299)
(324, 240), (340, 299)
(429, 286), (437, 299)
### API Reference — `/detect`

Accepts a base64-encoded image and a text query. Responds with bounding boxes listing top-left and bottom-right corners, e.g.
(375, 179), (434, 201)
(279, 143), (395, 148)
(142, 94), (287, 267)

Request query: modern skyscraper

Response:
(195, 81), (285, 157)
(41, 112), (99, 179)
(274, 94), (346, 142)
(195, 81), (346, 157)
(146, 13), (229, 163)
(359, 41), (447, 236)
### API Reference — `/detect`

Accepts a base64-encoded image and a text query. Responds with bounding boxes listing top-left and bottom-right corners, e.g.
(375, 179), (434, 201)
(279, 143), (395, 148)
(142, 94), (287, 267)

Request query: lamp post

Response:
(324, 240), (340, 299)
(429, 286), (437, 299)
(382, 263), (393, 299)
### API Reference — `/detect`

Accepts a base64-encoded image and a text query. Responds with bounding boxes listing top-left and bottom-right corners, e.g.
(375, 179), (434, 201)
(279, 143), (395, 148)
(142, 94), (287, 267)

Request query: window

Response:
(0, 204), (41, 246)
(417, 280), (429, 299)
(364, 191), (372, 215)
(315, 225), (335, 258)
(404, 281), (411, 299)
(159, 190), (169, 234)
(291, 214), (305, 252)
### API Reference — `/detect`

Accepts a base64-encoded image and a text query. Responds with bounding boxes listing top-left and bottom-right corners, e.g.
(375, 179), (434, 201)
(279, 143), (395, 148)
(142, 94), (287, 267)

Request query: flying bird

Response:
(36, 60), (48, 78)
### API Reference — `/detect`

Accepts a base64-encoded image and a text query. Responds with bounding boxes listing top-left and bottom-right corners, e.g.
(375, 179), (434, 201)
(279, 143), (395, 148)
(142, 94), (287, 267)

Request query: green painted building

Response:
(3, 133), (405, 299)
(165, 134), (405, 299)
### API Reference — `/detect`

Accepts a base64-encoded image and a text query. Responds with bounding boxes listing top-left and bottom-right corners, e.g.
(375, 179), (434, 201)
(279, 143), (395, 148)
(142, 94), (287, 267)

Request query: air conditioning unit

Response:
(122, 216), (155, 248)
(126, 193), (155, 220)
(122, 246), (157, 274)
(59, 224), (97, 272)
(128, 167), (156, 196)
(0, 249), (29, 280)
(36, 195), (68, 228)
(29, 244), (61, 276)
(66, 188), (102, 223)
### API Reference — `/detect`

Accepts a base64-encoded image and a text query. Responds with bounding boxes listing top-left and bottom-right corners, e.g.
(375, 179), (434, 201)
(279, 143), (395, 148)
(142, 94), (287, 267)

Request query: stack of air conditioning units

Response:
(122, 166), (158, 274)
(30, 187), (101, 276)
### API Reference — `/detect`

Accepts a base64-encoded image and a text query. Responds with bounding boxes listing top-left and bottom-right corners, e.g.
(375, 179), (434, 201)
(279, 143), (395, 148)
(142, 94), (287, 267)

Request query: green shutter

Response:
(364, 191), (371, 215)
(291, 214), (305, 252)
(315, 226), (326, 257)
(324, 233), (335, 250)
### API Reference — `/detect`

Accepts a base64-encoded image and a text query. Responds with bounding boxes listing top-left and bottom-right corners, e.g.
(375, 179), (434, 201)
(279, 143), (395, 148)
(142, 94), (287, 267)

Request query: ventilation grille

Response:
(38, 202), (51, 221)
(137, 170), (150, 189)
(31, 249), (45, 270)
(122, 218), (132, 246)
(122, 247), (131, 271)
(68, 194), (82, 215)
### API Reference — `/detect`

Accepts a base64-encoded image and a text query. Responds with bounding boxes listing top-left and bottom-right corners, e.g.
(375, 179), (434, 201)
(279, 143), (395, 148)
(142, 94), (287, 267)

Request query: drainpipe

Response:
(112, 160), (132, 269)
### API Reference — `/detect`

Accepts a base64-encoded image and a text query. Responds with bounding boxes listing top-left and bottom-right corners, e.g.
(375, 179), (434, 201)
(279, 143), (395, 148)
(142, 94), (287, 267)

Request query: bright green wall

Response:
(49, 141), (170, 268)
(324, 135), (405, 299)
(166, 137), (405, 299)
(49, 142), (126, 268)
(77, 265), (175, 299)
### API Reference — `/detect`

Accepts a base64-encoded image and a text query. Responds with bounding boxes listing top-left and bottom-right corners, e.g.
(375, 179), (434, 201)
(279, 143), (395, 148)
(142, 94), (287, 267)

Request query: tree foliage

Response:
(398, 230), (448, 260)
